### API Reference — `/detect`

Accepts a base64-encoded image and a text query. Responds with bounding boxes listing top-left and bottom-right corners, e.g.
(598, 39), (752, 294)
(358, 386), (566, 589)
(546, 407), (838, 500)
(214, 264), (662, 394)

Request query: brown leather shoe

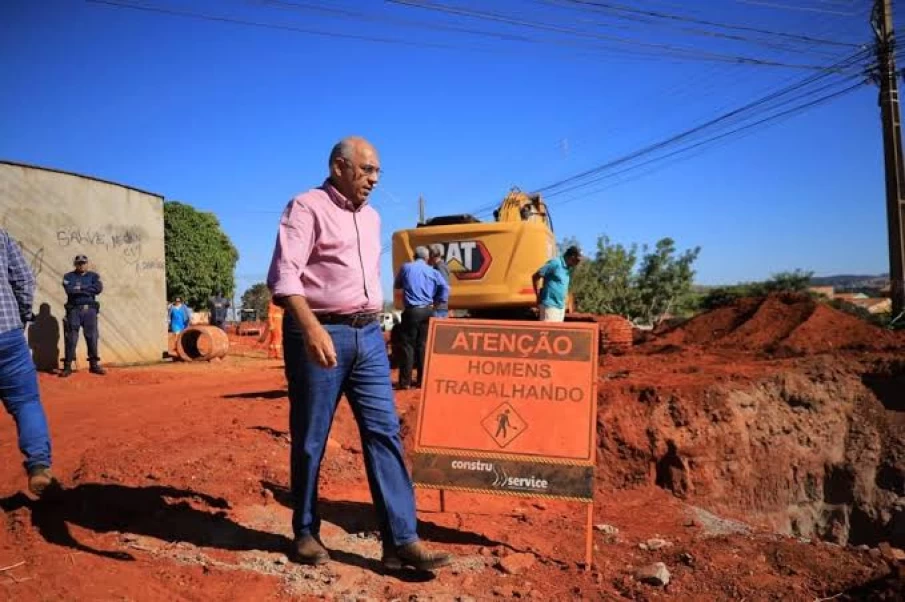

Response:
(383, 541), (452, 571)
(289, 535), (329, 565)
(27, 466), (59, 498)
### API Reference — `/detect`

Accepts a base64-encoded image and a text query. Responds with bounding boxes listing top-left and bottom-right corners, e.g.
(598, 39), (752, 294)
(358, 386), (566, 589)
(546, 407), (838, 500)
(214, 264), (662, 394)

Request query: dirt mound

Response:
(656, 293), (902, 355)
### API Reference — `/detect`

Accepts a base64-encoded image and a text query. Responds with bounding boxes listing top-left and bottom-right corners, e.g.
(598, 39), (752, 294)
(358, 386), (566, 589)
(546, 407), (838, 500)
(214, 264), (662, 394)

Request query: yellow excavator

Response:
(391, 188), (559, 319)
(389, 189), (633, 359)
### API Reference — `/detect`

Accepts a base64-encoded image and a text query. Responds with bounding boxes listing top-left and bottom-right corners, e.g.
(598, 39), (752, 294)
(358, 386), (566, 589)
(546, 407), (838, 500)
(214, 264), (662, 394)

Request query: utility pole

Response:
(872, 0), (905, 317)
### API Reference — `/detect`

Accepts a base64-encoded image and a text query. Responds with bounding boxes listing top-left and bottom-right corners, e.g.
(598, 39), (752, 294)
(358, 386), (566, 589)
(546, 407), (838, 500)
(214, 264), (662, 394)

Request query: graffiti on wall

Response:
(55, 226), (164, 274)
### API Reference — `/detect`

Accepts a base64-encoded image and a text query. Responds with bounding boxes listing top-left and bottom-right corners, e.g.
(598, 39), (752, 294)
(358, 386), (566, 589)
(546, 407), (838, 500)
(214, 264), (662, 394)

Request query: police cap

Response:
(74, 254), (88, 264)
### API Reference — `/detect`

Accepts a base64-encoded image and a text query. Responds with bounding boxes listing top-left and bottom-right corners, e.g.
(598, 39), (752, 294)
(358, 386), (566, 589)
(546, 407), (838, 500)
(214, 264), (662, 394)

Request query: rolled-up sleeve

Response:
(267, 197), (316, 298)
(6, 234), (35, 316)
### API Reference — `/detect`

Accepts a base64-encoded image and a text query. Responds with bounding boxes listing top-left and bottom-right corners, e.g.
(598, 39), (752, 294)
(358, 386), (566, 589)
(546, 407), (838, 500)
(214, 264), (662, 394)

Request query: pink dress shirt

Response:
(267, 180), (382, 315)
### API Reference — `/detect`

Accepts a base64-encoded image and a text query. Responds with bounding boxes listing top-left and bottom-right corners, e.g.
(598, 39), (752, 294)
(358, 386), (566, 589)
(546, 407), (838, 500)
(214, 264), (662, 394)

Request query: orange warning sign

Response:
(412, 319), (599, 501)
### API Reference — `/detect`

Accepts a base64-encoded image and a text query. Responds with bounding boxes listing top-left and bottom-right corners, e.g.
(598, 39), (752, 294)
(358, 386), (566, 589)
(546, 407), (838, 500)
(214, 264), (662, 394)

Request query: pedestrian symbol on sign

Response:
(482, 403), (527, 448)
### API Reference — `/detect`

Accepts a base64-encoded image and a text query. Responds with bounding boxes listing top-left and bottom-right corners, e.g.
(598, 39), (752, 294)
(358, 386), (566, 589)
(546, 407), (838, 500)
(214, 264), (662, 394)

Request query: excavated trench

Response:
(596, 296), (905, 548)
(597, 355), (904, 547)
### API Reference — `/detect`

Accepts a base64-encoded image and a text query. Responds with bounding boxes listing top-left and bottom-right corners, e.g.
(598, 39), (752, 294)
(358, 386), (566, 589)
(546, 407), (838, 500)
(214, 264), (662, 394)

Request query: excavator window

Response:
(419, 214), (482, 227)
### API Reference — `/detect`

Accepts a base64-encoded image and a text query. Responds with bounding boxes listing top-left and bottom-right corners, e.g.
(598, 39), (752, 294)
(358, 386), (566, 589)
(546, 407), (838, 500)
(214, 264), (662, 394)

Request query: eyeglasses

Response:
(343, 158), (381, 176)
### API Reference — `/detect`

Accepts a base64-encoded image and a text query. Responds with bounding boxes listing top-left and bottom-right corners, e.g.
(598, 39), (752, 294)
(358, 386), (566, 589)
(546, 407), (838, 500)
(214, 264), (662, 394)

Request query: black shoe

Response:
(289, 535), (330, 565)
(89, 364), (107, 375)
(383, 542), (452, 571)
(60, 364), (72, 378)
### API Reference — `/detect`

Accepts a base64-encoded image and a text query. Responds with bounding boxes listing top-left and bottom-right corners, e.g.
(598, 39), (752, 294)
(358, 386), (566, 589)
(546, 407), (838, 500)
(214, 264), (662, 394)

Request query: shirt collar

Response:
(322, 179), (367, 212)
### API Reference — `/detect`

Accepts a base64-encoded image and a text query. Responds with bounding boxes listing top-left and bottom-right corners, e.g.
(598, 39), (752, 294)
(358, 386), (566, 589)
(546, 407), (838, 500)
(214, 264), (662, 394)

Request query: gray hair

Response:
(429, 243), (444, 258)
(414, 246), (430, 260)
(329, 139), (355, 167)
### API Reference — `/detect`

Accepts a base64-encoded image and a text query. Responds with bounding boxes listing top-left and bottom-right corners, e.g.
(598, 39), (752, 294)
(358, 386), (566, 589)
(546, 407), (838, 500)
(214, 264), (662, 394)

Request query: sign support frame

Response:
(412, 318), (599, 570)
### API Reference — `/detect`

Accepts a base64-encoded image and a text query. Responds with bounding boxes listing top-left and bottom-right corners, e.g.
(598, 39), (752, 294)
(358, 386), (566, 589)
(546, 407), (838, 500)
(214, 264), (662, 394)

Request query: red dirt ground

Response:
(0, 302), (902, 601)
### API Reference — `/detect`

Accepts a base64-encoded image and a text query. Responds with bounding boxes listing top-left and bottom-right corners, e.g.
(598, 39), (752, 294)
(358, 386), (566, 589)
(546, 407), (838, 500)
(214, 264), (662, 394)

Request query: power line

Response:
(542, 78), (867, 201)
(729, 0), (863, 17)
(85, 0), (479, 51)
(254, 0), (736, 61)
(256, 0), (599, 46)
(534, 48), (871, 194)
(553, 0), (861, 48)
(534, 0), (847, 60)
(88, 0), (830, 67)
(456, 77), (864, 224)
(386, 0), (845, 70)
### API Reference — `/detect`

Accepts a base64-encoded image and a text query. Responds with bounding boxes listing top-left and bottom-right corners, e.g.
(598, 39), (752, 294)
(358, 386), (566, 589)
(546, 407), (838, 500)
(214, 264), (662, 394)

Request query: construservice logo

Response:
(450, 458), (549, 493)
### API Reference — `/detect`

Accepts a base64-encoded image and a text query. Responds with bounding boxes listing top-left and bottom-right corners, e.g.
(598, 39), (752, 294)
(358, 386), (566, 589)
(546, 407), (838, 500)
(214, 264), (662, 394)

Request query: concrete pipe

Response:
(175, 325), (230, 362)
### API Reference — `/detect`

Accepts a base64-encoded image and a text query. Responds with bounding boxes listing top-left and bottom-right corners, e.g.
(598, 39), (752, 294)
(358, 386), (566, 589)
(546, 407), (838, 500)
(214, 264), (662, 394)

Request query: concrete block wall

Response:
(0, 161), (167, 367)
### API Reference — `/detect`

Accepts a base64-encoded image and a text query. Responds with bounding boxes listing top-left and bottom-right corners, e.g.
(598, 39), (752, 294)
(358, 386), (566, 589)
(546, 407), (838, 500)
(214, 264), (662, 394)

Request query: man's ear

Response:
(330, 157), (346, 179)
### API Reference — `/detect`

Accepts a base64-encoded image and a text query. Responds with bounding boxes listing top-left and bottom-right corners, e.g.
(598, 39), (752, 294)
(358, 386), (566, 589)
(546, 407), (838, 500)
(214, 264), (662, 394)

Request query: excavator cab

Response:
(391, 189), (558, 316)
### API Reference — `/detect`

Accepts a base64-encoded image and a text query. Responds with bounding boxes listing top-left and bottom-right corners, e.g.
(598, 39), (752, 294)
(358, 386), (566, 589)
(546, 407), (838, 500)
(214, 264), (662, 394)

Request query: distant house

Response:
(851, 297), (892, 314)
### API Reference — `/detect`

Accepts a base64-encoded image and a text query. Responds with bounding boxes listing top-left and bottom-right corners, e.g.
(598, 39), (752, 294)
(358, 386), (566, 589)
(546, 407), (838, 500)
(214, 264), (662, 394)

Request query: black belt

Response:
(66, 303), (98, 311)
(316, 312), (378, 327)
(404, 304), (432, 310)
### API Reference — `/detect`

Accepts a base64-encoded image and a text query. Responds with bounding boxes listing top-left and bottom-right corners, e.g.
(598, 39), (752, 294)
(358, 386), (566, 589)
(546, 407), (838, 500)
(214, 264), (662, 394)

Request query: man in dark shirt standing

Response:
(428, 243), (450, 318)
(0, 228), (57, 496)
(208, 291), (230, 330)
(61, 254), (106, 377)
(393, 246), (450, 389)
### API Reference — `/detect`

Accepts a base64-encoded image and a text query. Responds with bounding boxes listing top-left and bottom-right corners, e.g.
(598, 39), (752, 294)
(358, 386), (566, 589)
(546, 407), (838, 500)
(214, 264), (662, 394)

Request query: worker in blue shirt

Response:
(532, 245), (583, 322)
(61, 254), (106, 377)
(168, 297), (192, 333)
(393, 246), (449, 389)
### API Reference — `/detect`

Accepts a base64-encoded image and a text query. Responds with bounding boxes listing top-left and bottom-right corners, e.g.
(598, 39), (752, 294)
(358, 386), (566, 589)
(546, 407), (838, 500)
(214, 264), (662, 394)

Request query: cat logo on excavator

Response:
(440, 240), (492, 280)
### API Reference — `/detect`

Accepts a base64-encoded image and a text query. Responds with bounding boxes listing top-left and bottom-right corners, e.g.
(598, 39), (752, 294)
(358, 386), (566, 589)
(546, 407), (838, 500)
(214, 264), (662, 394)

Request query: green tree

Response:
(763, 269), (814, 293)
(635, 238), (701, 325)
(567, 234), (700, 325)
(569, 235), (640, 317)
(241, 282), (271, 319)
(164, 201), (239, 309)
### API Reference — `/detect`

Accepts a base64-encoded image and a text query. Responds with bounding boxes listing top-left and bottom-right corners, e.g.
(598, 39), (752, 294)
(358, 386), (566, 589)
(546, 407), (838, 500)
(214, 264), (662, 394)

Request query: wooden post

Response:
(439, 489), (446, 513)
(584, 503), (594, 571)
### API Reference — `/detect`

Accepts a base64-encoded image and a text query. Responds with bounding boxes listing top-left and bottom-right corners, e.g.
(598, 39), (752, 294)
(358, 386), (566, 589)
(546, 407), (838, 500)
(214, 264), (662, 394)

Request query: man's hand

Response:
(280, 295), (338, 369)
(303, 323), (337, 368)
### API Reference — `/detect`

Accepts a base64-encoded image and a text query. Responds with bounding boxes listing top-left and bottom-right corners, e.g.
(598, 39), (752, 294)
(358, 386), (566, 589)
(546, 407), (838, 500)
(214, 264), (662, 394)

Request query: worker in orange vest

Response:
(265, 301), (284, 359)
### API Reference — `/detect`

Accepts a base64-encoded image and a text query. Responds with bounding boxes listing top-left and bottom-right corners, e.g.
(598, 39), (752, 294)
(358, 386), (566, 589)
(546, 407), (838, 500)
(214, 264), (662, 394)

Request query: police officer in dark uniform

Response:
(61, 254), (106, 377)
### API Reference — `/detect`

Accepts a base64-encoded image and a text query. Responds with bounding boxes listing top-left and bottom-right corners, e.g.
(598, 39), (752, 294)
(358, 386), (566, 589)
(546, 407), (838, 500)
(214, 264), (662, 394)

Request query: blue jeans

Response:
(0, 328), (52, 471)
(283, 319), (418, 548)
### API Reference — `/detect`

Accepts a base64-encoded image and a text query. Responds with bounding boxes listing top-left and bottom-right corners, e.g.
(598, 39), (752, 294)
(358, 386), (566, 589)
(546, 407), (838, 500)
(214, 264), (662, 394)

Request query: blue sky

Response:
(0, 0), (891, 304)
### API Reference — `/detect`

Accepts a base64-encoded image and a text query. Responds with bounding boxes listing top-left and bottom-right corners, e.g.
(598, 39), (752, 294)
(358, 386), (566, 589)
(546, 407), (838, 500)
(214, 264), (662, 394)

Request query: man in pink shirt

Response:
(267, 136), (452, 571)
